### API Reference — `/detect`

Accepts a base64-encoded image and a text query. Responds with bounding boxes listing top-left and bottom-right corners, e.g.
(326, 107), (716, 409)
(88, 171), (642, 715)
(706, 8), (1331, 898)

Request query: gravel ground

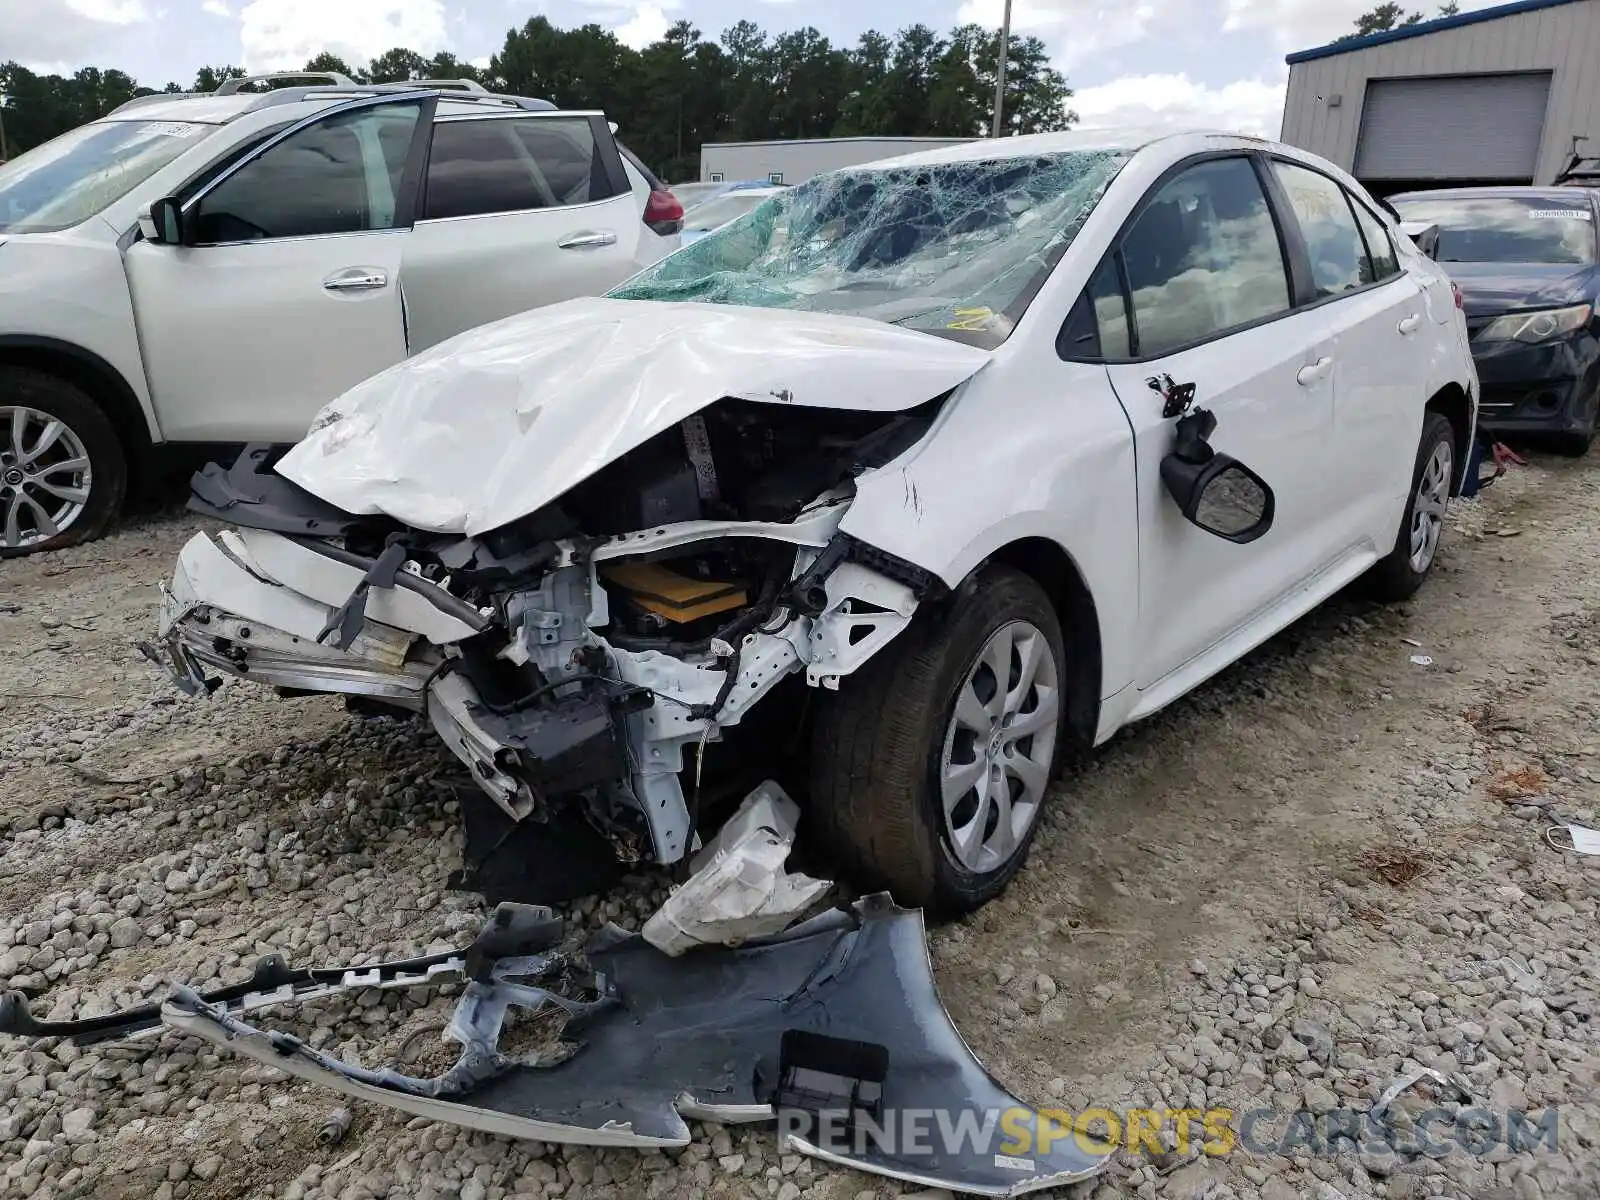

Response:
(1, 454), (1598, 1200)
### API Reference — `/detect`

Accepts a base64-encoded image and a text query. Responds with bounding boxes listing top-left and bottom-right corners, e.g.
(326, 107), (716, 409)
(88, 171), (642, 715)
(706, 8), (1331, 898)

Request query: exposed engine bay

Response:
(147, 395), (948, 885)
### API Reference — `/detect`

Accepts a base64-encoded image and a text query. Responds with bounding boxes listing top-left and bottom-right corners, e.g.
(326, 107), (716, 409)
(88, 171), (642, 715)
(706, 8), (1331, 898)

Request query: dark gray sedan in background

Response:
(1392, 187), (1600, 454)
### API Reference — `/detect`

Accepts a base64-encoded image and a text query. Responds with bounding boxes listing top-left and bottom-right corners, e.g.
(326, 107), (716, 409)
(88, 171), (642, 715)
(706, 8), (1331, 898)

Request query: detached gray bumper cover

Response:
(163, 896), (1105, 1196)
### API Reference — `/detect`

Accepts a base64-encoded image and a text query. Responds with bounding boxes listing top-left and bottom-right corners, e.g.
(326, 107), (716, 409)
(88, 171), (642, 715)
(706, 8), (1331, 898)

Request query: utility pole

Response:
(991, 0), (1012, 138)
(0, 95), (9, 162)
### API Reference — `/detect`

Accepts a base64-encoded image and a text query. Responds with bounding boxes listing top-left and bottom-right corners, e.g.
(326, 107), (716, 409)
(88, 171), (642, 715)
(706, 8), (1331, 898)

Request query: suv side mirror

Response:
(1160, 409), (1276, 544)
(1398, 221), (1441, 260)
(145, 197), (186, 246)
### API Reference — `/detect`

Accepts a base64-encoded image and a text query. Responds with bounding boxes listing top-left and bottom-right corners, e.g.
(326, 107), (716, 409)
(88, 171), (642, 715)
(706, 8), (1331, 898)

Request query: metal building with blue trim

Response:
(1280, 0), (1600, 195)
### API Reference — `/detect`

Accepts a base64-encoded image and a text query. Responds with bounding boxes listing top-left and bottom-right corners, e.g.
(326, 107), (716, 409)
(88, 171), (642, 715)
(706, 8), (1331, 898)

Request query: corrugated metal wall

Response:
(699, 139), (975, 184)
(1282, 0), (1600, 184)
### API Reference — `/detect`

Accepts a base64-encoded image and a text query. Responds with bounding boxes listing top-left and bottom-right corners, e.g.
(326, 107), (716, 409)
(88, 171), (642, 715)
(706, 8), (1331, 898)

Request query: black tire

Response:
(1366, 411), (1455, 602)
(1553, 418), (1596, 458)
(1554, 430), (1594, 457)
(0, 367), (126, 557)
(1548, 381), (1600, 456)
(809, 566), (1067, 914)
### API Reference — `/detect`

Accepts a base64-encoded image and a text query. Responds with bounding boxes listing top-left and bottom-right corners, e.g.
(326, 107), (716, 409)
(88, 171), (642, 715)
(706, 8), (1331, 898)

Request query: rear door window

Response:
(1272, 160), (1370, 298)
(424, 116), (620, 219)
(512, 119), (615, 206)
(1350, 201), (1401, 280)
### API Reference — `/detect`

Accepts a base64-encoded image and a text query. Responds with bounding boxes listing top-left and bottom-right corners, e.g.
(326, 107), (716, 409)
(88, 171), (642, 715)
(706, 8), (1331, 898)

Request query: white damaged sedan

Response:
(151, 129), (1478, 914)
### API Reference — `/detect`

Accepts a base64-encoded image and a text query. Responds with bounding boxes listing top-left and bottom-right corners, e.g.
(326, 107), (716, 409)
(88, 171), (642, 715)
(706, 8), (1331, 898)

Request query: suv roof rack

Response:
(215, 71), (357, 95)
(363, 82), (554, 110)
(392, 78), (488, 92)
(105, 80), (557, 122)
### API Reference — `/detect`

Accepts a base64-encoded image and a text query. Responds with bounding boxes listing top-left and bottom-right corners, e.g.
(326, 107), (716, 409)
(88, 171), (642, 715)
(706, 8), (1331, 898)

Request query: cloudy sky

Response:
(7, 0), (1505, 138)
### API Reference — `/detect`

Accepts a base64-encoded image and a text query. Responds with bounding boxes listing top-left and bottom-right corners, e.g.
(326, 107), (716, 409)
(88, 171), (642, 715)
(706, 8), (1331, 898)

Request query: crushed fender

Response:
(643, 780), (832, 955)
(4, 896), (1105, 1195)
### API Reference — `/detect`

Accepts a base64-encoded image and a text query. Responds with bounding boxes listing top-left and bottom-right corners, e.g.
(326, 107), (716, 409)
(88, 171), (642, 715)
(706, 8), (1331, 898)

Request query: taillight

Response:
(644, 188), (684, 237)
(1452, 281), (1464, 310)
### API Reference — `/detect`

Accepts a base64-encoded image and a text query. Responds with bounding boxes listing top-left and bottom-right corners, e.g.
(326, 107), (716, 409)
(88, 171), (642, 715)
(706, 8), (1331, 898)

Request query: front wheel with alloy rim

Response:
(0, 368), (126, 557)
(809, 566), (1067, 914)
(1365, 410), (1455, 602)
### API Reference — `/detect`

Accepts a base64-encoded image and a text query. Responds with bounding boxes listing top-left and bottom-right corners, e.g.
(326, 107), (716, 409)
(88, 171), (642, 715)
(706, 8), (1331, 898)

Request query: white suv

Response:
(0, 73), (684, 555)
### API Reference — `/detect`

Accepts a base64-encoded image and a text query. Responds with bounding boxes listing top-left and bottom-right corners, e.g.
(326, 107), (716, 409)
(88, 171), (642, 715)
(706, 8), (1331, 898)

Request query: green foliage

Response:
(1335, 1), (1462, 42)
(0, 16), (1074, 177)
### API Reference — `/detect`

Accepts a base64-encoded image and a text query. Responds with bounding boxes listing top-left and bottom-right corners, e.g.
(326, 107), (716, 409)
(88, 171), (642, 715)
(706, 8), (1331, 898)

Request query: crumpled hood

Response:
(1445, 261), (1599, 317)
(276, 296), (990, 536)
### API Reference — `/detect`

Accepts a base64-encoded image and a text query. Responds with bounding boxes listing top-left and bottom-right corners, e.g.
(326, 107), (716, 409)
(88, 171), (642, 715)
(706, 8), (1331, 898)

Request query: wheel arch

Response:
(0, 336), (153, 485)
(1425, 382), (1473, 496)
(978, 536), (1102, 753)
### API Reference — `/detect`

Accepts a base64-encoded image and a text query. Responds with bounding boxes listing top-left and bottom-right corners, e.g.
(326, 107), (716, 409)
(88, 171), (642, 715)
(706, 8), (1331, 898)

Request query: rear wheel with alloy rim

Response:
(810, 566), (1067, 913)
(0, 368), (126, 557)
(1366, 411), (1455, 602)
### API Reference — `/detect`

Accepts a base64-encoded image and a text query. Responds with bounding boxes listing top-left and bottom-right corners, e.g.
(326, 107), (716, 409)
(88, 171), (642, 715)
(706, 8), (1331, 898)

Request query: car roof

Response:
(1391, 186), (1596, 203)
(850, 127), (1249, 170)
(98, 95), (259, 124)
(98, 85), (564, 129)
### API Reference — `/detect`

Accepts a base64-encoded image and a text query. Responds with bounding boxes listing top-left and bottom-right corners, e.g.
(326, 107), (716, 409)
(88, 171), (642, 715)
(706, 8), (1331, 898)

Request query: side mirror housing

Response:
(1159, 409), (1275, 544)
(1398, 220), (1441, 260)
(145, 197), (186, 246)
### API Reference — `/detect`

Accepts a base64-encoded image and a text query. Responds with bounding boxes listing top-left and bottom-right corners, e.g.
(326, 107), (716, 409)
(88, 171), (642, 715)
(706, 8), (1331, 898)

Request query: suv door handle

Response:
(1398, 313), (1422, 335)
(1297, 356), (1333, 387)
(322, 267), (388, 292)
(557, 231), (618, 250)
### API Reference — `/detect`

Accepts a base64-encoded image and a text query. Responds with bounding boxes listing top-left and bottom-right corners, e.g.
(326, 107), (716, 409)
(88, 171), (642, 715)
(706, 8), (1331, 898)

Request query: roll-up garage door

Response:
(1354, 72), (1551, 181)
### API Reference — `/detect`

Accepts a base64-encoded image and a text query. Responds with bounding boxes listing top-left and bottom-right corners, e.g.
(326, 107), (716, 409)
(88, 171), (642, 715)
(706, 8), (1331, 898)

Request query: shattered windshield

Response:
(608, 149), (1130, 348)
(0, 119), (213, 234)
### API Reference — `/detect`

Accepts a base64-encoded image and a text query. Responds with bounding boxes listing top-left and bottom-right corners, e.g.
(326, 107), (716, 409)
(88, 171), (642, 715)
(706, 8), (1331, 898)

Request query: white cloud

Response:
(955, 0), (1156, 69)
(201, 0), (233, 16)
(570, 0), (682, 49)
(1222, 0), (1498, 49)
(0, 0), (147, 66)
(613, 3), (671, 49)
(64, 0), (150, 22)
(1072, 71), (1287, 139)
(237, 0), (450, 71)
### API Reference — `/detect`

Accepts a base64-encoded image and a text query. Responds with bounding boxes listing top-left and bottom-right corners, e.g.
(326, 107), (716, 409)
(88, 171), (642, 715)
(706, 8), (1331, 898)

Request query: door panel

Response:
(1322, 276), (1427, 552)
(400, 115), (642, 351)
(124, 99), (426, 443)
(400, 195), (639, 351)
(1095, 155), (1341, 689)
(125, 234), (408, 442)
(1268, 160), (1430, 554)
(1106, 314), (1337, 688)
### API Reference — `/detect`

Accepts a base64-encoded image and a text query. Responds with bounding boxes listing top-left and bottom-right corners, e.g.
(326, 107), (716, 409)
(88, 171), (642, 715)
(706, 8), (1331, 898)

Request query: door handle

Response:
(1398, 313), (1422, 335)
(1296, 356), (1333, 387)
(322, 267), (388, 292)
(556, 231), (618, 250)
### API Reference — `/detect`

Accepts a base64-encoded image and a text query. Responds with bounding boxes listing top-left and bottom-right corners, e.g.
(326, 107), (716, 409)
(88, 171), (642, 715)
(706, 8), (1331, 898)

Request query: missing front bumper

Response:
(21, 896), (1104, 1196)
